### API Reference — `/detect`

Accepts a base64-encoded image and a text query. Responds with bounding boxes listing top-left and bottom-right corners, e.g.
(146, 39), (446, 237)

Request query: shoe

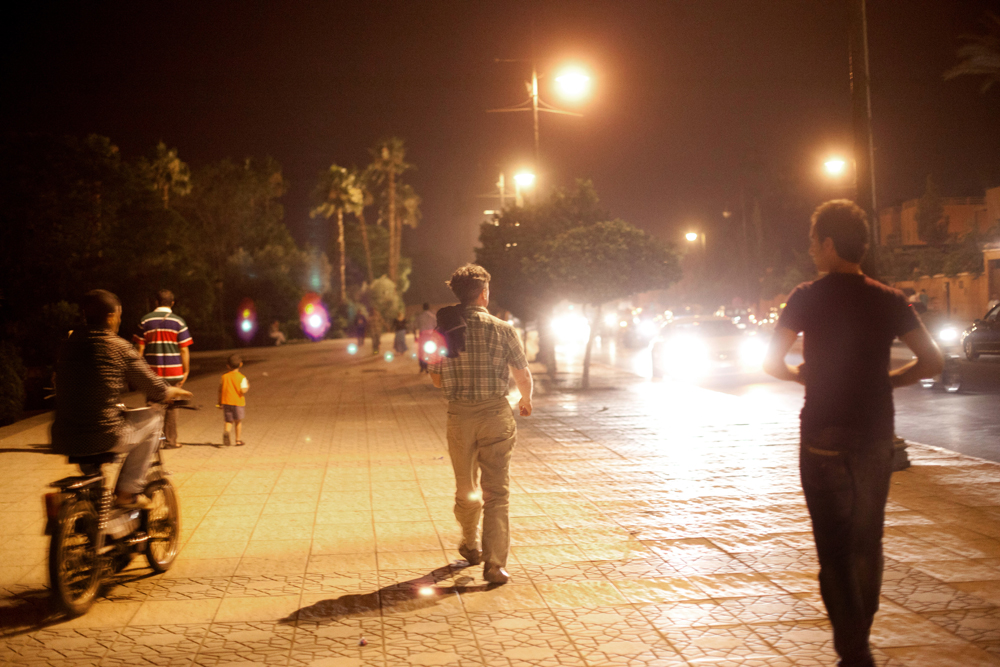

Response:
(116, 494), (152, 510)
(161, 442), (182, 450)
(223, 432), (231, 447)
(458, 543), (482, 566)
(483, 564), (510, 584)
(236, 441), (245, 447)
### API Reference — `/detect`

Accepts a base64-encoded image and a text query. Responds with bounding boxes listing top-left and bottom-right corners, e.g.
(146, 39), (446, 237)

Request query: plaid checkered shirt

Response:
(430, 306), (527, 402)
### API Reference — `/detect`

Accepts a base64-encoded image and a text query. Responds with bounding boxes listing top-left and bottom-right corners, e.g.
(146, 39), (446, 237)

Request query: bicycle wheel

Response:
(48, 499), (102, 616)
(144, 479), (180, 572)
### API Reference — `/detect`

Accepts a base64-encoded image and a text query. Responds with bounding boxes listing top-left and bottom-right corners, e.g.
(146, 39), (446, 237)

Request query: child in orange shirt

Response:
(218, 354), (249, 446)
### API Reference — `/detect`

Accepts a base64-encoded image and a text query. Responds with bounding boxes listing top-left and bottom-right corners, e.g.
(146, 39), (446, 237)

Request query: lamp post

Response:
(488, 61), (590, 185)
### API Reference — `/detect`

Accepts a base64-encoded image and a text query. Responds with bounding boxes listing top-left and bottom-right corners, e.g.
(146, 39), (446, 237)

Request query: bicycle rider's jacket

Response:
(51, 328), (169, 456)
(133, 306), (193, 383)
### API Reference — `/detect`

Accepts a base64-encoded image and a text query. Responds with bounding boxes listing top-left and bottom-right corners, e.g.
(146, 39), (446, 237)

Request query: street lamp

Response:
(685, 232), (699, 242)
(514, 171), (535, 206)
(824, 158), (848, 177)
(488, 60), (591, 181)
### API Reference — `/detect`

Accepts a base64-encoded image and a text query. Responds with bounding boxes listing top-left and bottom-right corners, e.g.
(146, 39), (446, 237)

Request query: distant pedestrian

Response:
(353, 312), (368, 350)
(269, 320), (286, 346)
(369, 309), (384, 354)
(218, 353), (248, 447)
(393, 312), (408, 354)
(429, 264), (533, 585)
(134, 289), (193, 449)
(415, 302), (436, 373)
(764, 200), (943, 667)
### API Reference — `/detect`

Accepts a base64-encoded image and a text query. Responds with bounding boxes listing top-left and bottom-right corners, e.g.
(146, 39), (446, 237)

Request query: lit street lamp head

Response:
(685, 232), (699, 242)
(824, 158), (847, 177)
(514, 172), (535, 188)
(555, 68), (590, 100)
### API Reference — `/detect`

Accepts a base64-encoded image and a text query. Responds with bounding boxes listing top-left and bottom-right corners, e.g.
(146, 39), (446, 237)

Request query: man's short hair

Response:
(811, 199), (869, 264)
(82, 289), (121, 326)
(447, 264), (491, 306)
(227, 353), (242, 369)
(156, 289), (175, 307)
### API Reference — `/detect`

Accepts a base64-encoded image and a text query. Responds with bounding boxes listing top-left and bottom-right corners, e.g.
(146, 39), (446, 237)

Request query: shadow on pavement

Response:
(0, 444), (51, 454)
(0, 570), (156, 638)
(279, 563), (493, 625)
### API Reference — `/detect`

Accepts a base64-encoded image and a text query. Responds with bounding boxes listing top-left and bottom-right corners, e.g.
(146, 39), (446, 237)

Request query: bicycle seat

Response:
(68, 453), (118, 466)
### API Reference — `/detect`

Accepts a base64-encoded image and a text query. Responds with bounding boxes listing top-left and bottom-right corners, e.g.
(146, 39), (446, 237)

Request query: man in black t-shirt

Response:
(764, 200), (943, 667)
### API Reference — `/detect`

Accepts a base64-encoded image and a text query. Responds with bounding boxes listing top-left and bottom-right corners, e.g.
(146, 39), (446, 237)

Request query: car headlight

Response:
(938, 327), (958, 343)
(740, 337), (767, 367)
(638, 321), (657, 337)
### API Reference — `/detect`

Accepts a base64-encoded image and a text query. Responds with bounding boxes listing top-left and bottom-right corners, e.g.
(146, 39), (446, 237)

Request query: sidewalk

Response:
(1, 337), (999, 666)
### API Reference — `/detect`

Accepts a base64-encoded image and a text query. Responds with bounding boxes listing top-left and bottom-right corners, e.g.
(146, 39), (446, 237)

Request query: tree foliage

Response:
(915, 175), (949, 246)
(944, 11), (1000, 93)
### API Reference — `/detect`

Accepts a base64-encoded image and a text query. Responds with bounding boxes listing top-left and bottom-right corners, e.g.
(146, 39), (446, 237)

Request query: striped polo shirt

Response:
(133, 307), (193, 381)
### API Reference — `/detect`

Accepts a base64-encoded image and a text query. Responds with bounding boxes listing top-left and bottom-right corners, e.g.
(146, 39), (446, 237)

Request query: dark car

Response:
(961, 303), (1000, 361)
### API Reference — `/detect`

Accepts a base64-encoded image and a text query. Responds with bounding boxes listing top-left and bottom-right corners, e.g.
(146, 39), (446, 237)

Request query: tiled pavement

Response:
(2, 337), (1000, 666)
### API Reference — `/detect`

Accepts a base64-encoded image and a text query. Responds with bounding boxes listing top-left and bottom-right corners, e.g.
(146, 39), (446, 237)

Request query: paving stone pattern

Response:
(2, 339), (1000, 665)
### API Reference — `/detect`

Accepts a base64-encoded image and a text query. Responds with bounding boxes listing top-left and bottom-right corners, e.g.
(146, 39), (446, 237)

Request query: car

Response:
(961, 303), (1000, 361)
(650, 316), (767, 379)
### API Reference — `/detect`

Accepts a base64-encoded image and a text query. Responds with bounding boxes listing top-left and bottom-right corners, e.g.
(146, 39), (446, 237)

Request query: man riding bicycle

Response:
(51, 290), (192, 508)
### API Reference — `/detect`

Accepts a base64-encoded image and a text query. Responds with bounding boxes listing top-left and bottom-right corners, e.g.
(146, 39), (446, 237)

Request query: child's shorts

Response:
(223, 405), (245, 423)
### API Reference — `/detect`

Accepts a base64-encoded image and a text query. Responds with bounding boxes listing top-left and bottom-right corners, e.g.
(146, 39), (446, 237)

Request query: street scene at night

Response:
(3, 2), (1000, 666)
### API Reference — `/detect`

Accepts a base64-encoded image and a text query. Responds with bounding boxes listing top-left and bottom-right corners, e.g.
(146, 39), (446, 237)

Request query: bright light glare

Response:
(638, 320), (657, 338)
(347, 343), (358, 355)
(419, 586), (435, 597)
(824, 158), (847, 176)
(685, 232), (699, 242)
(939, 327), (958, 342)
(555, 68), (590, 99)
(384, 352), (394, 362)
(423, 340), (437, 354)
(740, 337), (768, 368)
(308, 314), (321, 328)
(552, 313), (591, 343)
(604, 313), (618, 327)
(240, 320), (252, 332)
(663, 336), (710, 378)
(513, 172), (535, 188)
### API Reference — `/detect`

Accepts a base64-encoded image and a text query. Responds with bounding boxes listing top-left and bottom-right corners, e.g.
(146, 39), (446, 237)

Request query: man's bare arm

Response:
(430, 372), (442, 388)
(177, 347), (190, 388)
(890, 323), (944, 388)
(136, 341), (145, 356)
(511, 365), (533, 416)
(763, 327), (804, 384)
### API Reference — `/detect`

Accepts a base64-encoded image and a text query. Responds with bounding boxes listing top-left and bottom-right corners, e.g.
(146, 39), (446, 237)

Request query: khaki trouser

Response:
(446, 396), (516, 568)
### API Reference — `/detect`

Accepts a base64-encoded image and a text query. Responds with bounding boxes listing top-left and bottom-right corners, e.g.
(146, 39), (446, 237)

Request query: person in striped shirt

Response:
(134, 289), (193, 449)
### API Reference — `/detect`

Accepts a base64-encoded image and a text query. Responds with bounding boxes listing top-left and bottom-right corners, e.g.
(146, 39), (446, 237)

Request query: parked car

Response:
(961, 303), (1000, 361)
(650, 316), (767, 379)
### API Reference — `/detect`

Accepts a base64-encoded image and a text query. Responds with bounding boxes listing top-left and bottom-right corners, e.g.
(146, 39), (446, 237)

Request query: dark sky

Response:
(3, 0), (998, 302)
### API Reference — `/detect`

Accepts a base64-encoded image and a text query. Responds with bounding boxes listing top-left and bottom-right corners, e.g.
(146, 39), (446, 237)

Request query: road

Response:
(572, 336), (1000, 463)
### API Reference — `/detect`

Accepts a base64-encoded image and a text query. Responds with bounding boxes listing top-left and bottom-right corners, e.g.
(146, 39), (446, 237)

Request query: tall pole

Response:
(849, 0), (879, 267)
(497, 173), (506, 208)
(531, 64), (540, 173)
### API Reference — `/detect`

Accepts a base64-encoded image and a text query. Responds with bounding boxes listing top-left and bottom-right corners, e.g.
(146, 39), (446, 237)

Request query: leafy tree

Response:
(361, 275), (403, 324)
(915, 175), (949, 246)
(944, 11), (1000, 93)
(139, 141), (191, 209)
(528, 219), (681, 388)
(311, 164), (363, 303)
(353, 166), (377, 283)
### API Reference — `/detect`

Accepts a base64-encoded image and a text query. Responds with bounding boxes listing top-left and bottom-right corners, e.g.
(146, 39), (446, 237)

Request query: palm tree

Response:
(944, 12), (1000, 93)
(352, 166), (376, 283)
(311, 165), (363, 303)
(367, 138), (411, 283)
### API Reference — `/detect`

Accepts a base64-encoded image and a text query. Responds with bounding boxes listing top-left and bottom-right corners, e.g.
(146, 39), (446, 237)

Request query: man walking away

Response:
(134, 289), (193, 449)
(415, 302), (436, 373)
(764, 200), (943, 667)
(429, 264), (533, 585)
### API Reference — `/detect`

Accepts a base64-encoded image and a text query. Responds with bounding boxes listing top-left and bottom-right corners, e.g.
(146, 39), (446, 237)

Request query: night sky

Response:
(3, 1), (998, 302)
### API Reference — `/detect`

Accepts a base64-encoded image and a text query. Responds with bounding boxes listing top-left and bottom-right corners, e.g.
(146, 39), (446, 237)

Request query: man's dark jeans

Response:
(800, 428), (894, 667)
